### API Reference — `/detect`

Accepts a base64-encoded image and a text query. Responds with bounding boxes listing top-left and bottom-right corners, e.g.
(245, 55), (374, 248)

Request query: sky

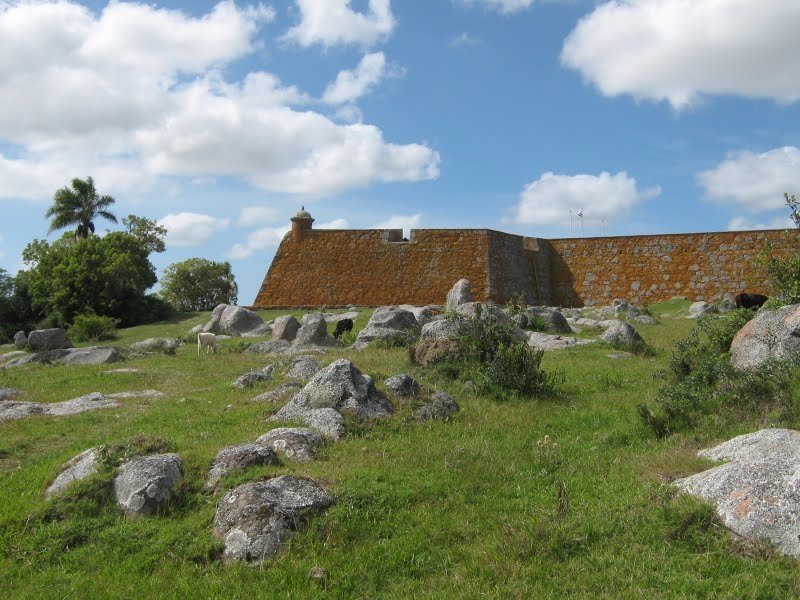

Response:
(1, 0), (799, 305)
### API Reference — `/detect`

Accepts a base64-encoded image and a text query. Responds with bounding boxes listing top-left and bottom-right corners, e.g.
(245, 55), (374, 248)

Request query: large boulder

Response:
(689, 301), (718, 319)
(527, 307), (571, 334)
(13, 331), (27, 350)
(270, 359), (393, 438)
(204, 304), (270, 337)
(1, 392), (119, 422)
(270, 316), (300, 342)
(232, 365), (275, 389)
(600, 321), (644, 349)
(292, 314), (336, 348)
(384, 374), (420, 397)
(730, 304), (800, 370)
(27, 328), (73, 351)
(212, 476), (334, 563)
(46, 446), (105, 497)
(397, 305), (441, 327)
(446, 279), (472, 310)
(3, 347), (123, 367)
(113, 453), (182, 517)
(413, 391), (459, 422)
(256, 428), (324, 463)
(455, 302), (510, 324)
(353, 306), (418, 348)
(412, 340), (463, 365)
(527, 332), (595, 351)
(420, 318), (466, 341)
(205, 443), (280, 489)
(130, 338), (181, 355)
(675, 429), (800, 558)
(286, 355), (322, 382)
(244, 340), (291, 355)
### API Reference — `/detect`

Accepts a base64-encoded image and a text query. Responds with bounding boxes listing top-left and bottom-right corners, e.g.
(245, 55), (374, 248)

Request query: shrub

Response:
(479, 341), (559, 397)
(526, 315), (548, 332)
(458, 303), (518, 363)
(373, 328), (420, 349)
(506, 291), (528, 316)
(68, 313), (118, 342)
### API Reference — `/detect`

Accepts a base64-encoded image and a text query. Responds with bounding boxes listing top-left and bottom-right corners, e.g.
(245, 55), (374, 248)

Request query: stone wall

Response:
(486, 230), (541, 305)
(548, 229), (799, 306)
(254, 228), (493, 308)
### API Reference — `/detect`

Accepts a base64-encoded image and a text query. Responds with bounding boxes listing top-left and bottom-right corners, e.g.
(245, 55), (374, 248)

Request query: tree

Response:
(159, 258), (238, 312)
(122, 214), (167, 254)
(46, 176), (117, 238)
(759, 193), (800, 306)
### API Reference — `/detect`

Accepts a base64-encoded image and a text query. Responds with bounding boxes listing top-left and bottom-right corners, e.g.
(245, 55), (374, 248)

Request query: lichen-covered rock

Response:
(600, 321), (644, 349)
(205, 443), (280, 489)
(0, 392), (118, 422)
(527, 332), (595, 351)
(270, 359), (392, 438)
(46, 446), (105, 497)
(420, 318), (466, 341)
(527, 307), (571, 334)
(232, 365), (275, 389)
(455, 302), (510, 324)
(675, 429), (800, 558)
(13, 331), (27, 349)
(257, 428), (324, 462)
(107, 390), (163, 399)
(412, 339), (463, 365)
(414, 391), (459, 422)
(353, 306), (418, 348)
(213, 476), (334, 563)
(730, 304), (800, 370)
(271, 316), (301, 342)
(301, 408), (347, 440)
(27, 328), (73, 351)
(130, 337), (181, 355)
(2, 346), (123, 367)
(113, 453), (182, 517)
(244, 340), (291, 355)
(251, 382), (303, 403)
(628, 314), (657, 325)
(292, 313), (336, 348)
(446, 279), (472, 310)
(397, 305), (441, 327)
(204, 304), (270, 337)
(689, 301), (718, 319)
(286, 355), (322, 382)
(384, 374), (420, 397)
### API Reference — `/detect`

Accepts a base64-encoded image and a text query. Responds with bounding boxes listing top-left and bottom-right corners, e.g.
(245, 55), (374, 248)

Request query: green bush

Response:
(68, 313), (118, 342)
(526, 315), (548, 332)
(458, 303), (518, 363)
(479, 341), (560, 397)
(373, 328), (420, 349)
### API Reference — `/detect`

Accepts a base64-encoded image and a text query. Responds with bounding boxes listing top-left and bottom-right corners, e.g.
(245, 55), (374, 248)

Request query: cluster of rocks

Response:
(0, 392), (119, 422)
(202, 304), (271, 338)
(245, 313), (339, 355)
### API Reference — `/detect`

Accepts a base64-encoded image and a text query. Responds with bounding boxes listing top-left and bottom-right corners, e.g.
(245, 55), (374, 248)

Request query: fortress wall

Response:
(548, 229), (799, 307)
(253, 228), (492, 308)
(486, 230), (540, 305)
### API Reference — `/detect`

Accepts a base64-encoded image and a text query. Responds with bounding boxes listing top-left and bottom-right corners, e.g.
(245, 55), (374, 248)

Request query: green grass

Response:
(1, 300), (800, 598)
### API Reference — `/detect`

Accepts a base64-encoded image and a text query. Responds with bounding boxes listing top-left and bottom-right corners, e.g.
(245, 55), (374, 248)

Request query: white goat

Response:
(197, 332), (217, 355)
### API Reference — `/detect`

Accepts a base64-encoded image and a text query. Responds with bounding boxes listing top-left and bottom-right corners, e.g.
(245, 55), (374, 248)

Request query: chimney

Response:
(290, 206), (314, 241)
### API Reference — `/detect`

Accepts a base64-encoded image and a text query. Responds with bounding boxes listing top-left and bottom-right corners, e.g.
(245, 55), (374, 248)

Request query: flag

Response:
(577, 209), (583, 218)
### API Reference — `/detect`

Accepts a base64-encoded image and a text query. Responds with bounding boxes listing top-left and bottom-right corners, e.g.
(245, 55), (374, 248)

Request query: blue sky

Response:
(1, 0), (798, 305)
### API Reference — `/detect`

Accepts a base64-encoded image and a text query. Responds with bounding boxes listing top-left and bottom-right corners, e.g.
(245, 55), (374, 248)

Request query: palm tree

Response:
(46, 176), (118, 238)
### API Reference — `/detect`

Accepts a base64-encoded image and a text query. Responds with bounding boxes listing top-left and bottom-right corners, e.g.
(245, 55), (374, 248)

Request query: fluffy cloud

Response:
(0, 1), (437, 201)
(322, 53), (398, 105)
(697, 147), (800, 212)
(284, 0), (396, 48)
(158, 212), (231, 246)
(459, 0), (535, 14)
(561, 0), (800, 108)
(238, 206), (281, 226)
(371, 214), (422, 230)
(513, 171), (660, 226)
(227, 217), (350, 259)
(727, 215), (794, 232)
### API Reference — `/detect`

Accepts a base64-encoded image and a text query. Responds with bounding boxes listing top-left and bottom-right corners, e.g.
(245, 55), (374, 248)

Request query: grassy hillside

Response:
(1, 302), (799, 599)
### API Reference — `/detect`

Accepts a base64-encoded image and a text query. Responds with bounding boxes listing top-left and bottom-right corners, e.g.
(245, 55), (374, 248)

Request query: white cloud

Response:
(449, 32), (483, 47)
(317, 218), (351, 229)
(226, 216), (350, 259)
(697, 147), (800, 212)
(459, 0), (535, 14)
(371, 214), (422, 230)
(158, 212), (230, 246)
(561, 0), (800, 108)
(513, 171), (660, 226)
(284, 0), (396, 48)
(727, 215), (794, 231)
(322, 52), (397, 105)
(238, 206), (281, 226)
(0, 2), (437, 201)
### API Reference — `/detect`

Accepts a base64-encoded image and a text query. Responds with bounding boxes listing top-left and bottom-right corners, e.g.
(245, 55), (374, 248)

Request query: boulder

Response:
(397, 305), (441, 327)
(251, 382), (303, 403)
(0, 351), (27, 363)
(730, 304), (800, 370)
(510, 313), (528, 329)
(675, 429), (800, 558)
(574, 318), (602, 329)
(286, 355), (322, 382)
(244, 340), (291, 355)
(113, 453), (182, 517)
(213, 476), (334, 563)
(420, 318), (466, 341)
(412, 339), (463, 365)
(628, 314), (657, 325)
(130, 338), (181, 355)
(293, 313), (336, 348)
(301, 408), (347, 440)
(414, 391), (459, 422)
(527, 332), (595, 351)
(353, 306), (418, 348)
(446, 279), (472, 310)
(455, 302), (510, 324)
(719, 293), (737, 312)
(270, 359), (393, 438)
(1, 392), (118, 422)
(600, 321), (644, 349)
(59, 346), (123, 365)
(384, 374), (420, 397)
(46, 446), (104, 497)
(205, 443), (280, 489)
(107, 390), (164, 399)
(27, 328), (73, 351)
(689, 301), (718, 319)
(271, 316), (301, 342)
(257, 428), (324, 463)
(13, 331), (27, 349)
(527, 307), (571, 334)
(320, 311), (359, 323)
(189, 324), (204, 334)
(232, 365), (275, 389)
(204, 304), (270, 337)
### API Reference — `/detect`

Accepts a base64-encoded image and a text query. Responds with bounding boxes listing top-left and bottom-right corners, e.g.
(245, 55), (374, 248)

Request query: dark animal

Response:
(735, 293), (768, 309)
(333, 318), (354, 339)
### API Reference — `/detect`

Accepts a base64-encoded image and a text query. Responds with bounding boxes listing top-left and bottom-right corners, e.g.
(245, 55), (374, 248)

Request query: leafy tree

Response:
(46, 176), (117, 238)
(0, 269), (35, 342)
(760, 193), (800, 306)
(159, 258), (238, 311)
(122, 214), (167, 254)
